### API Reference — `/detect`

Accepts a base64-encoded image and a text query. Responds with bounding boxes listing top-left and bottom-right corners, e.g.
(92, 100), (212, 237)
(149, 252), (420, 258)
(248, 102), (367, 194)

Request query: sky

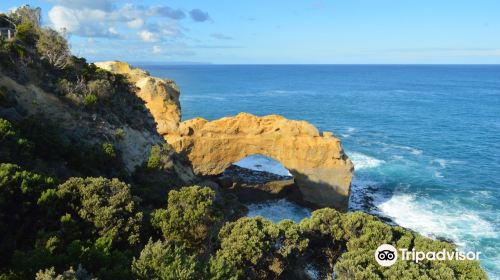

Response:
(1, 0), (500, 64)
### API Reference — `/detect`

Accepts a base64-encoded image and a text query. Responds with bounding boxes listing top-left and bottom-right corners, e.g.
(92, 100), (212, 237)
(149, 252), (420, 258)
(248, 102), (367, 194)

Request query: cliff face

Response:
(0, 65), (195, 184)
(167, 113), (354, 210)
(95, 61), (354, 210)
(94, 61), (181, 135)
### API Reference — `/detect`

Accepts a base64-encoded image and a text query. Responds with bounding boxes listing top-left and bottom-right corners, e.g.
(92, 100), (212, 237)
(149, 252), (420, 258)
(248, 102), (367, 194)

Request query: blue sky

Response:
(2, 0), (500, 64)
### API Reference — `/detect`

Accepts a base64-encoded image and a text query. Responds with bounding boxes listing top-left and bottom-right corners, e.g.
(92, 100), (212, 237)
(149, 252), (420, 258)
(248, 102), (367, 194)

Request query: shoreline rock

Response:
(96, 61), (354, 211)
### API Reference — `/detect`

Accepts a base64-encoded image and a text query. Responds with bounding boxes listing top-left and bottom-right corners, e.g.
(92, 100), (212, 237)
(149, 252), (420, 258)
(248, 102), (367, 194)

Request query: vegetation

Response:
(0, 5), (488, 280)
(0, 157), (486, 279)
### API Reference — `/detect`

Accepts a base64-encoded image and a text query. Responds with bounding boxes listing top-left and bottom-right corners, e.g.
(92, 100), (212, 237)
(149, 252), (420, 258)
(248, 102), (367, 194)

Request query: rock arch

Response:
(165, 113), (354, 210)
(95, 62), (354, 211)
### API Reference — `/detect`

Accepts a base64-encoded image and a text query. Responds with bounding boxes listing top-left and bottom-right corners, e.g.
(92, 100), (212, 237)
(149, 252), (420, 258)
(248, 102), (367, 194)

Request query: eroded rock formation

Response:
(97, 62), (354, 210)
(166, 113), (354, 210)
(94, 61), (181, 135)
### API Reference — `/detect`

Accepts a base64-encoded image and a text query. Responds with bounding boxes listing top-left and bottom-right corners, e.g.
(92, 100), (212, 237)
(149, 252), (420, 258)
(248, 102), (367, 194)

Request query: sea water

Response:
(141, 64), (500, 278)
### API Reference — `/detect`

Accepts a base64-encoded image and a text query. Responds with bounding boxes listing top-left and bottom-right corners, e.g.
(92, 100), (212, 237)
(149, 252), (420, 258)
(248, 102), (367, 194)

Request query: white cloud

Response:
(47, 3), (192, 40)
(139, 30), (159, 42)
(49, 6), (119, 37)
(44, 2), (212, 60)
(127, 18), (144, 29)
(152, 45), (162, 53)
(49, 6), (80, 33)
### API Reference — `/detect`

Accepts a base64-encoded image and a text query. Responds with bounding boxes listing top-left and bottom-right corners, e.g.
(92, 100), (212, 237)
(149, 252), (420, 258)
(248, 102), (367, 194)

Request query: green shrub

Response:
(0, 163), (55, 267)
(147, 145), (162, 169)
(83, 94), (98, 106)
(15, 22), (38, 46)
(151, 186), (223, 248)
(209, 217), (306, 279)
(102, 143), (116, 159)
(39, 177), (143, 246)
(146, 144), (172, 170)
(132, 239), (200, 280)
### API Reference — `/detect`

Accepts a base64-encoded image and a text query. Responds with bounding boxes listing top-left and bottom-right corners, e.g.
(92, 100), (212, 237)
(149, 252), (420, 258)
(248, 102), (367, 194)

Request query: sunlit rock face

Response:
(95, 61), (181, 135)
(166, 113), (354, 211)
(97, 62), (354, 210)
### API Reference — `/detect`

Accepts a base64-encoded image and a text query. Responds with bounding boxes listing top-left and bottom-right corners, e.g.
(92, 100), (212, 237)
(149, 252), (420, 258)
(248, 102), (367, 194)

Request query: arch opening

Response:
(215, 154), (304, 204)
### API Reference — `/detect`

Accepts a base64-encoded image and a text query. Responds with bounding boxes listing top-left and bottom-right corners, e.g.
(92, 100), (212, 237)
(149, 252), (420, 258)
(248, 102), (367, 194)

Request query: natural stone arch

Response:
(94, 62), (354, 211)
(165, 113), (354, 210)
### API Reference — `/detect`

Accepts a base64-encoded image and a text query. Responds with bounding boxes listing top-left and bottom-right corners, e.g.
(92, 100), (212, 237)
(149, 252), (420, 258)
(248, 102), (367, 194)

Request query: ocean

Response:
(140, 64), (500, 278)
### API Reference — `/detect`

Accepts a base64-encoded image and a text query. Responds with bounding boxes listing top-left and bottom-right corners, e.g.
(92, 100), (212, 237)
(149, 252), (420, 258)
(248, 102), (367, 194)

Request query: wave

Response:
(431, 158), (465, 169)
(349, 152), (385, 170)
(181, 95), (227, 101)
(391, 144), (423, 155)
(233, 154), (291, 176)
(260, 89), (317, 96)
(372, 192), (498, 245)
(246, 199), (311, 223)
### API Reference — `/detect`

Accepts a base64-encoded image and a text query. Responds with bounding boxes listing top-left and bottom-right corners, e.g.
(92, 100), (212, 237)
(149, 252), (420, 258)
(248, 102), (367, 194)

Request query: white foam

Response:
(349, 152), (385, 170)
(431, 158), (466, 169)
(432, 158), (448, 168)
(260, 89), (315, 96)
(233, 154), (291, 176)
(434, 171), (444, 178)
(181, 95), (226, 101)
(373, 192), (498, 247)
(392, 144), (423, 155)
(246, 199), (311, 223)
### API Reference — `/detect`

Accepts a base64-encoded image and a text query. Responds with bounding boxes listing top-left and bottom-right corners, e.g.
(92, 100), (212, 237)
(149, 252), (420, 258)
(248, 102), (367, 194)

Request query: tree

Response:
(35, 266), (95, 280)
(131, 239), (200, 280)
(151, 186), (223, 248)
(36, 27), (71, 69)
(0, 163), (55, 265)
(9, 5), (41, 27)
(209, 217), (307, 279)
(39, 177), (143, 246)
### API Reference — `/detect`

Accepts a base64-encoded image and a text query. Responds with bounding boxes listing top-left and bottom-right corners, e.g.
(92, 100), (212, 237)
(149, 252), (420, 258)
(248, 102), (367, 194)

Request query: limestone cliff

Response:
(94, 61), (181, 135)
(95, 61), (354, 210)
(0, 66), (195, 184)
(167, 113), (354, 210)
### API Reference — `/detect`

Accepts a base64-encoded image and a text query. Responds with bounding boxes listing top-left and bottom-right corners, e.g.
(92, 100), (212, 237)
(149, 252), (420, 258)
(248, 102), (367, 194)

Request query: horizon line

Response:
(127, 62), (500, 66)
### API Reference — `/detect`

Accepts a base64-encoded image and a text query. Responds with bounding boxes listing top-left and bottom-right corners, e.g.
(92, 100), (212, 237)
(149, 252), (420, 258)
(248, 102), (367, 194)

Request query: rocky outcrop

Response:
(0, 73), (196, 185)
(95, 62), (354, 210)
(166, 113), (354, 210)
(94, 61), (181, 135)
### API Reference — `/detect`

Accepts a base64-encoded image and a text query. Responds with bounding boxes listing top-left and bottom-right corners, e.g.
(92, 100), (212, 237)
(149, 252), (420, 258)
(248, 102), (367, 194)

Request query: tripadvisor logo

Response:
(375, 244), (481, 267)
(375, 244), (398, 266)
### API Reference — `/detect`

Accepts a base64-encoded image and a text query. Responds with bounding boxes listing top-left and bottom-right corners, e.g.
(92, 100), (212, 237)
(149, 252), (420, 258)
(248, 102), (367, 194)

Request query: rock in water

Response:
(96, 62), (354, 210)
(166, 113), (354, 211)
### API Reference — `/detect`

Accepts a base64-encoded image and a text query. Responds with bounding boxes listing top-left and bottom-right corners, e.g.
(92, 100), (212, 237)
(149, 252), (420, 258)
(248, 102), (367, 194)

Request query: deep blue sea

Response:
(140, 64), (500, 278)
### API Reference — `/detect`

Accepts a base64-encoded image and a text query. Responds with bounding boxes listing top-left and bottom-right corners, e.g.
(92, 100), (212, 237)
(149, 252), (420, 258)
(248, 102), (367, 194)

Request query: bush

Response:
(102, 143), (116, 159)
(151, 186), (223, 248)
(0, 163), (55, 267)
(132, 239), (200, 280)
(209, 217), (307, 279)
(35, 266), (94, 280)
(146, 145), (162, 169)
(39, 177), (143, 246)
(83, 94), (98, 106)
(0, 118), (33, 163)
(36, 28), (70, 69)
(15, 21), (38, 46)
